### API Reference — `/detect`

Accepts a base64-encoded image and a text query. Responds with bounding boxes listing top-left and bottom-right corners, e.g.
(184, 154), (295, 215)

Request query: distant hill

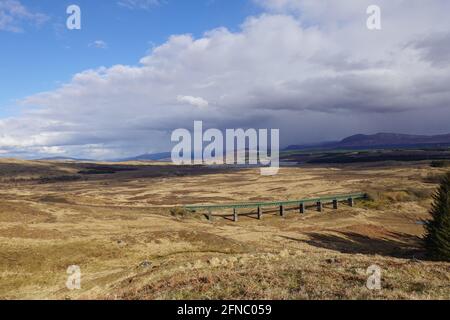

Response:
(37, 156), (94, 162)
(118, 152), (172, 162)
(284, 141), (338, 151)
(38, 153), (172, 162)
(338, 133), (450, 148)
(285, 133), (450, 151)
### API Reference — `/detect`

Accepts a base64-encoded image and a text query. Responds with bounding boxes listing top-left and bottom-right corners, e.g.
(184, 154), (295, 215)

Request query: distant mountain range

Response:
(37, 156), (94, 162)
(37, 153), (172, 162)
(117, 133), (450, 161)
(36, 133), (450, 162)
(285, 133), (450, 151)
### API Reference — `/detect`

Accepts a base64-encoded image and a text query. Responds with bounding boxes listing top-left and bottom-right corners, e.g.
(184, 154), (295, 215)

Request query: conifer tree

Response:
(424, 172), (450, 261)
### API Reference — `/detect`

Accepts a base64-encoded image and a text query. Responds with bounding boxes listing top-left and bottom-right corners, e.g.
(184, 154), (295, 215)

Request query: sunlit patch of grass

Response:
(0, 239), (130, 298)
(113, 253), (450, 300)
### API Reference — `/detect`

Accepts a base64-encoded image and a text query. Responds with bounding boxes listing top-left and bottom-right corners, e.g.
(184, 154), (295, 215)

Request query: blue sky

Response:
(0, 0), (260, 117)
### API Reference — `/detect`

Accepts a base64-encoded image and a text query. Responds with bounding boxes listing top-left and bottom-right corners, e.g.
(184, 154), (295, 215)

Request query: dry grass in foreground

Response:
(0, 159), (449, 299)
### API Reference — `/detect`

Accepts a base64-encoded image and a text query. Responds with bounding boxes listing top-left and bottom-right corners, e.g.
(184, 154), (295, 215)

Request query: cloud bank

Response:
(1, 0), (450, 159)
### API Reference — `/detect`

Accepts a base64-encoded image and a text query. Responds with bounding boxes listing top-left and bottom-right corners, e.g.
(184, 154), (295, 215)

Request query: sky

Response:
(1, 0), (450, 159)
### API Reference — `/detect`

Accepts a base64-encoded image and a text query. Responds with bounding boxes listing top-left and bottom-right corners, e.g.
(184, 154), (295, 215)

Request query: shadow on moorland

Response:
(281, 230), (425, 259)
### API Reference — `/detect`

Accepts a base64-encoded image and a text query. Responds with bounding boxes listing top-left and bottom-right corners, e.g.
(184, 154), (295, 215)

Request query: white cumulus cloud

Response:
(177, 95), (209, 108)
(89, 40), (108, 49)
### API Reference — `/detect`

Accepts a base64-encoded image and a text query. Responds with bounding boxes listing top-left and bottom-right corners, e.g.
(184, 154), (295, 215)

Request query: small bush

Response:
(430, 160), (450, 168)
(360, 191), (389, 209)
(365, 191), (381, 202)
(170, 207), (191, 217)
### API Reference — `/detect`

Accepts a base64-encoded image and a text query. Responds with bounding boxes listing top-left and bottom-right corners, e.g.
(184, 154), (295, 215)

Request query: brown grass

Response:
(0, 159), (449, 300)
